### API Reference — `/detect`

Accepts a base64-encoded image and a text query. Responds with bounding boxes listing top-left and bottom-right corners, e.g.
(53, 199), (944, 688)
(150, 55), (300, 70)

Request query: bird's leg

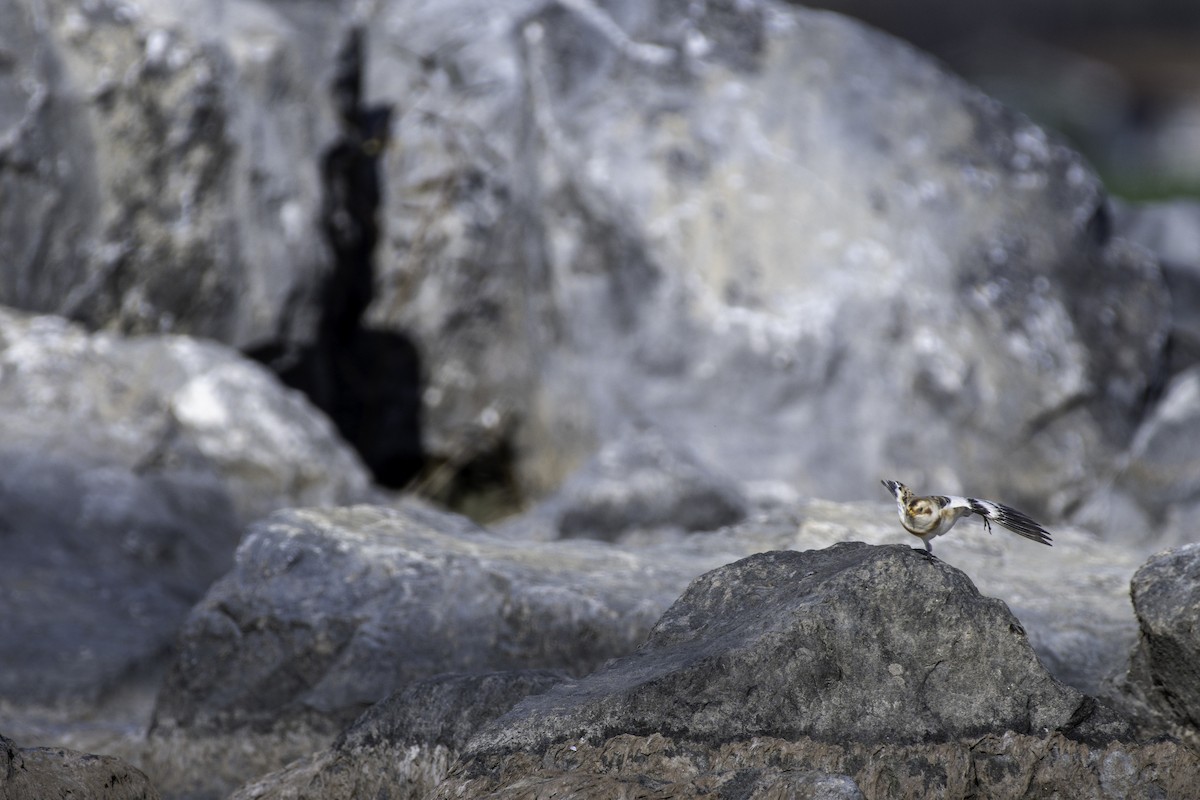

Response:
(980, 514), (993, 534)
(921, 539), (938, 560)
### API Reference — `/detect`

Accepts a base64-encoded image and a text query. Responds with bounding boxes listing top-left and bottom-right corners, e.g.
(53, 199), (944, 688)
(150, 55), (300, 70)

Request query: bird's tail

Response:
(968, 498), (1052, 546)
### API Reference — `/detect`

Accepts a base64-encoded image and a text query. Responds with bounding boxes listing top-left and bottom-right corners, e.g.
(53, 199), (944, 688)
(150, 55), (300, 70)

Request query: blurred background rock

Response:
(804, 0), (1200, 200)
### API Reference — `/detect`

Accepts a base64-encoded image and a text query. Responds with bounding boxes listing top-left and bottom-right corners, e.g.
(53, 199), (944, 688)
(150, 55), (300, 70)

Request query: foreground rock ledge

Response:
(440, 731), (1198, 800)
(230, 543), (1193, 800)
(466, 544), (1127, 759)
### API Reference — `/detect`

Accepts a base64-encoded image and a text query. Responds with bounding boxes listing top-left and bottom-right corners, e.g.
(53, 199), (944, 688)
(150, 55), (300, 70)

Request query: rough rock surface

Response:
(226, 535), (1192, 800)
(534, 427), (748, 541)
(0, 308), (371, 709)
(229, 670), (569, 800)
(127, 496), (1146, 798)
(1122, 543), (1200, 742)
(466, 545), (1127, 758)
(441, 731), (1198, 800)
(503, 493), (1147, 700)
(0, 732), (159, 800)
(155, 494), (1145, 739)
(436, 545), (1191, 799)
(150, 503), (674, 734)
(0, 0), (337, 349)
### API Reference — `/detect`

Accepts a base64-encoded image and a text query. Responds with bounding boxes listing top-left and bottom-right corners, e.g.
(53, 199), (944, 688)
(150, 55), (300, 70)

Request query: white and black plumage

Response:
(881, 479), (1052, 555)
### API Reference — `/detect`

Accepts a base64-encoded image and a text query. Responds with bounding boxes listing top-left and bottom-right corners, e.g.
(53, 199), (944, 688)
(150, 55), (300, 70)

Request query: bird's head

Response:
(881, 479), (911, 504)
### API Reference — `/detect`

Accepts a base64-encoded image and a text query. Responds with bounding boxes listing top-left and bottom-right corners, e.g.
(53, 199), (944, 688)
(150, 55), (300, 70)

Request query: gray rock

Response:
(435, 542), (1195, 798)
(140, 497), (1153, 798)
(548, 428), (748, 541)
(0, 0), (336, 350)
(155, 495), (1146, 734)
(3, 0), (1177, 527)
(0, 308), (371, 709)
(229, 670), (568, 800)
(506, 492), (1146, 700)
(363, 0), (1166, 520)
(0, 451), (235, 708)
(1123, 544), (1200, 740)
(1072, 337), (1200, 543)
(0, 731), (160, 800)
(1119, 366), (1200, 515)
(335, 669), (569, 752)
(1115, 199), (1200, 374)
(150, 504), (675, 733)
(465, 544), (1127, 759)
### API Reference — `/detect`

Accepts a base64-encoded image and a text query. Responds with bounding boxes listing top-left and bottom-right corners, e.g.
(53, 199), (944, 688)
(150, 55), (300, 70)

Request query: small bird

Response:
(881, 479), (1052, 555)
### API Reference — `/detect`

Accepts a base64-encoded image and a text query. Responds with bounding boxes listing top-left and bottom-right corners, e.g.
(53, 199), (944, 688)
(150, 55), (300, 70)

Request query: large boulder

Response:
(156, 496), (1153, 798)
(1122, 543), (1200, 743)
(153, 494), (1145, 737)
(442, 546), (1195, 799)
(150, 503), (678, 734)
(465, 545), (1127, 758)
(2, 0), (1177, 528)
(225, 539), (1195, 800)
(0, 308), (372, 709)
(363, 0), (1167, 519)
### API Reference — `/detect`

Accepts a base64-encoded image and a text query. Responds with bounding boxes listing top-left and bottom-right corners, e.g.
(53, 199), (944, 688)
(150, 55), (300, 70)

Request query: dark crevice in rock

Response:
(248, 27), (424, 491)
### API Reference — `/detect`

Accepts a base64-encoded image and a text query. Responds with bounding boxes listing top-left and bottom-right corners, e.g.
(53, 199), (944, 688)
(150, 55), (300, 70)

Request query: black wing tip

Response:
(974, 499), (1053, 546)
(993, 505), (1053, 546)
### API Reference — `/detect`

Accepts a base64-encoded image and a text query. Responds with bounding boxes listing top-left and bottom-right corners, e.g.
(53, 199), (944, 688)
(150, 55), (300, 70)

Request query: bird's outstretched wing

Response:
(946, 495), (1052, 546)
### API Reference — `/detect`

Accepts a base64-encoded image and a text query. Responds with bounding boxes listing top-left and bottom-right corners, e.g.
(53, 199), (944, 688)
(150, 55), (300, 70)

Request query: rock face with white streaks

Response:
(361, 0), (1167, 521)
(0, 0), (1183, 532)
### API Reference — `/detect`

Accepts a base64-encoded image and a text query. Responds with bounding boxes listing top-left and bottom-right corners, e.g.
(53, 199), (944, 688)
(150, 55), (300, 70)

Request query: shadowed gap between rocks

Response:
(247, 28), (524, 512)
(248, 27), (422, 491)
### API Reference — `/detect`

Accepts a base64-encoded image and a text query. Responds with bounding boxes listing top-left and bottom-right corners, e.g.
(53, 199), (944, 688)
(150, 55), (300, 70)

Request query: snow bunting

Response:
(881, 479), (1052, 555)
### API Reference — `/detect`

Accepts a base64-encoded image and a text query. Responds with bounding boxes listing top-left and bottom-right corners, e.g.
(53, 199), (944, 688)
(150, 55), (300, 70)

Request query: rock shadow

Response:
(249, 27), (425, 489)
